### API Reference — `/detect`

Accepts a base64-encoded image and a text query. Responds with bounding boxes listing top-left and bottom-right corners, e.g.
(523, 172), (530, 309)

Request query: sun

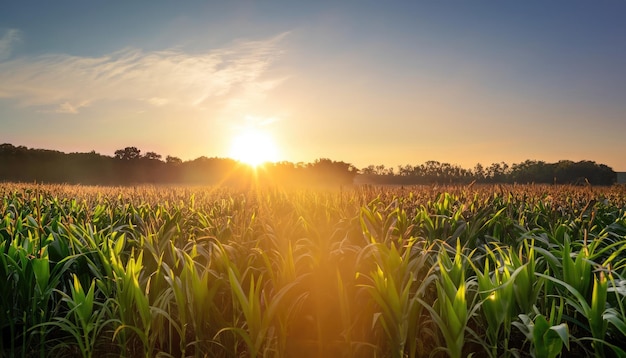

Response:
(229, 130), (279, 167)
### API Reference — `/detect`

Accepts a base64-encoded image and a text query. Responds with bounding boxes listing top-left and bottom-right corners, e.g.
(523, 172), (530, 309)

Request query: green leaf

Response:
(549, 323), (569, 351)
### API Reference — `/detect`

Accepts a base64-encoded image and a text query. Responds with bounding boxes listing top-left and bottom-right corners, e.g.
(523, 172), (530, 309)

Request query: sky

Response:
(1, 1), (625, 171)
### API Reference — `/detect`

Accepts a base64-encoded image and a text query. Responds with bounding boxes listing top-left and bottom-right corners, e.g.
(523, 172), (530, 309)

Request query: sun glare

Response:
(229, 130), (279, 167)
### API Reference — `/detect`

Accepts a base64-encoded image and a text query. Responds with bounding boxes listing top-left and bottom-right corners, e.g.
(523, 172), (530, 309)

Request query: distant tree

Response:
(166, 155), (182, 164)
(486, 162), (510, 182)
(510, 160), (552, 183)
(554, 160), (615, 185)
(398, 164), (414, 176)
(114, 147), (141, 160)
(373, 164), (394, 176)
(0, 143), (16, 154)
(308, 158), (358, 184)
(144, 151), (162, 161)
(361, 165), (376, 175)
(473, 163), (485, 181)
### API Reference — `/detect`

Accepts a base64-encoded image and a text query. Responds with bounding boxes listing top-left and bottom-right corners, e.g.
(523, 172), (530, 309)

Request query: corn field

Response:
(1, 182), (626, 357)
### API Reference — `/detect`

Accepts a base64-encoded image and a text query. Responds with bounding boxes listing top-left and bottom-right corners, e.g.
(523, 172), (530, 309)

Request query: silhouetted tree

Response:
(166, 155), (182, 164)
(307, 158), (358, 185)
(554, 160), (615, 185)
(361, 165), (376, 175)
(114, 147), (141, 160)
(144, 151), (162, 161)
(473, 163), (485, 181)
(486, 162), (510, 182)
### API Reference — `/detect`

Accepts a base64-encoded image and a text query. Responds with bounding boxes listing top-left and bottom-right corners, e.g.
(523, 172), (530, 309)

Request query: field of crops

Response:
(1, 182), (626, 357)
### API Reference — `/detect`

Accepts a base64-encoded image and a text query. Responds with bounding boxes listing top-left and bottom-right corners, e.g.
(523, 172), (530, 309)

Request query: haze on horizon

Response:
(1, 1), (625, 171)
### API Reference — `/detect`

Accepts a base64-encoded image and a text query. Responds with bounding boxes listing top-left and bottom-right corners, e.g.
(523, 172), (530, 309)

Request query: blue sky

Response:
(1, 1), (625, 170)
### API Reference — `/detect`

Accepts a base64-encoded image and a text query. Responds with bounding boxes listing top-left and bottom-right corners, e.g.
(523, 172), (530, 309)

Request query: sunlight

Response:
(229, 129), (279, 167)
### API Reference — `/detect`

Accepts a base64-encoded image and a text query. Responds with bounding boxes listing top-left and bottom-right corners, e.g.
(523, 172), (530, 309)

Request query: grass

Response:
(0, 182), (625, 357)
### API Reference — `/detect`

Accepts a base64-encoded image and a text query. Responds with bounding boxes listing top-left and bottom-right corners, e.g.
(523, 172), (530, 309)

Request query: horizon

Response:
(2, 2), (626, 171)
(3, 142), (623, 174)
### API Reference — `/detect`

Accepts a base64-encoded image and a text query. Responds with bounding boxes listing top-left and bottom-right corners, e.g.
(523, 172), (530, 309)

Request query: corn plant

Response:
(358, 238), (436, 358)
(537, 270), (626, 357)
(419, 240), (479, 358)
(473, 245), (515, 357)
(211, 238), (301, 357)
(605, 269), (626, 344)
(0, 234), (75, 357)
(512, 301), (569, 358)
(36, 275), (118, 358)
(110, 249), (154, 357)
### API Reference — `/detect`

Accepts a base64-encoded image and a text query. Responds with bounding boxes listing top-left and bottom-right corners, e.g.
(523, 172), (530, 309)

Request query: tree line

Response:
(359, 159), (616, 185)
(0, 144), (358, 186)
(0, 144), (617, 186)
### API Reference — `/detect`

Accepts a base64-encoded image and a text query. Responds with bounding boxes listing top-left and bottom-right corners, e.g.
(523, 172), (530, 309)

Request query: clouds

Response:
(0, 29), (20, 61)
(0, 32), (286, 114)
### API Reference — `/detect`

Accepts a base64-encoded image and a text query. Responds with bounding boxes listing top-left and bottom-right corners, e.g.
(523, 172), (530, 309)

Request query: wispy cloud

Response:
(54, 101), (91, 114)
(0, 29), (20, 61)
(0, 33), (287, 114)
